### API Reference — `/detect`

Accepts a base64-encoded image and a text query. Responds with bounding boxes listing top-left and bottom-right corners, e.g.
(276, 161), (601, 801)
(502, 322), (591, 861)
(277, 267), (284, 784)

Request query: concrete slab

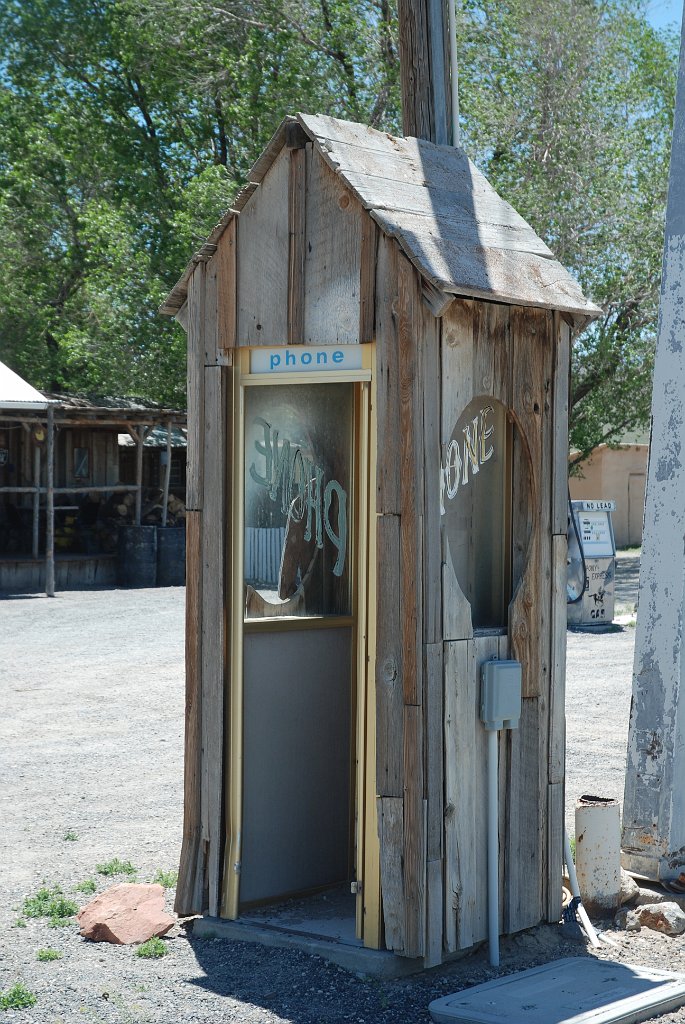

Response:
(240, 887), (360, 946)
(429, 958), (685, 1024)
(190, 916), (424, 979)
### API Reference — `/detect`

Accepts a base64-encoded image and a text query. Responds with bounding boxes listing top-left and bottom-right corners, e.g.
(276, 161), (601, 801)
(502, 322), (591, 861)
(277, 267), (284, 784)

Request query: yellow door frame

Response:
(221, 346), (381, 947)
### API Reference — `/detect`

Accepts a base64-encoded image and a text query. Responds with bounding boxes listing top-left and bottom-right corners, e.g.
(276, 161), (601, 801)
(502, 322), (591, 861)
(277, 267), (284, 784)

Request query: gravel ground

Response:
(2, 565), (685, 1024)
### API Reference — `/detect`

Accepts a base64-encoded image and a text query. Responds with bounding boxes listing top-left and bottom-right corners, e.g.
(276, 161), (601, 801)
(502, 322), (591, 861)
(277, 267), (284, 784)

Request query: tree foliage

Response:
(457, 0), (677, 463)
(0, 0), (678, 459)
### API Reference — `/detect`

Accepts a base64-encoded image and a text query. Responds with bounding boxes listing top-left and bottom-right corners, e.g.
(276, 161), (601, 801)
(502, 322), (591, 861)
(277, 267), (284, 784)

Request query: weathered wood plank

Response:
(201, 365), (227, 917)
(186, 264), (205, 511)
(376, 514), (403, 797)
(425, 857), (443, 968)
(552, 314), (571, 534)
(444, 636), (497, 950)
(288, 145), (306, 344)
(303, 152), (362, 345)
(369, 201), (554, 255)
(425, 642), (444, 863)
(403, 704), (426, 958)
(204, 239), (219, 365)
(175, 509), (203, 916)
(421, 305), (442, 645)
(375, 234), (401, 515)
(509, 307), (553, 699)
(398, 254), (422, 706)
(237, 147), (289, 345)
(378, 797), (405, 952)
(441, 300), (474, 642)
(359, 216), (377, 343)
(547, 782), (564, 923)
(371, 225), (593, 318)
(504, 697), (544, 933)
(215, 218), (236, 354)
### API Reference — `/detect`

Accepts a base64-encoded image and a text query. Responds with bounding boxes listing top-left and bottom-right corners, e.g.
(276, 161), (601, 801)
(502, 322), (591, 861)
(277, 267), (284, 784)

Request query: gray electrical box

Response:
(480, 660), (522, 731)
(567, 499), (617, 627)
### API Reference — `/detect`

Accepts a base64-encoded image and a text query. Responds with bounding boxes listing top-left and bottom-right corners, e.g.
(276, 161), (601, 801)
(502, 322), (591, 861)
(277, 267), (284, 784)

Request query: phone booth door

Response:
(225, 359), (375, 943)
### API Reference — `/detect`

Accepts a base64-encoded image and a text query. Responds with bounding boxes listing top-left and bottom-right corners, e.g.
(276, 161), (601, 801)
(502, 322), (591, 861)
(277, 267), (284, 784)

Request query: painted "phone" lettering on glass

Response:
(250, 417), (347, 576)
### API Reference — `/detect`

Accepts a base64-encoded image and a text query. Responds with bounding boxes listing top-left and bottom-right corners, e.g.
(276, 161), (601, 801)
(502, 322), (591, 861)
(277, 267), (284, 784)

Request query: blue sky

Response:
(646, 0), (683, 30)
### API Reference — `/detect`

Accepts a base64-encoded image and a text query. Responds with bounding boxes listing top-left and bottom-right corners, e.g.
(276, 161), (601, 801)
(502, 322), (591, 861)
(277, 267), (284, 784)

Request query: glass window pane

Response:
(442, 397), (511, 629)
(244, 382), (353, 619)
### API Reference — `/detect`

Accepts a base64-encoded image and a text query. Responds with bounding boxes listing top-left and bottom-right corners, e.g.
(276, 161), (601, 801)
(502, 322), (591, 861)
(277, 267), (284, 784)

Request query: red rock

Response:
(77, 884), (175, 944)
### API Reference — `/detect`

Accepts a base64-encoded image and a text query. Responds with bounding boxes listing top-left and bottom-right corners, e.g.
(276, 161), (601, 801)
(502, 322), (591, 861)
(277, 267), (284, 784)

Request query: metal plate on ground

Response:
(429, 959), (685, 1024)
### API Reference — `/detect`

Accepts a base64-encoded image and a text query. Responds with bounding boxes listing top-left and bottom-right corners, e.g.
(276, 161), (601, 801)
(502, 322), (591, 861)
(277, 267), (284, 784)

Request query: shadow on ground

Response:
(183, 927), (595, 1024)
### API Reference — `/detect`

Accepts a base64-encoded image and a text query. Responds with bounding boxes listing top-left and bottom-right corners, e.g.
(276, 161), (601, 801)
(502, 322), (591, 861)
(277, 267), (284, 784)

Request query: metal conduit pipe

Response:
(487, 727), (499, 967)
(480, 659), (522, 969)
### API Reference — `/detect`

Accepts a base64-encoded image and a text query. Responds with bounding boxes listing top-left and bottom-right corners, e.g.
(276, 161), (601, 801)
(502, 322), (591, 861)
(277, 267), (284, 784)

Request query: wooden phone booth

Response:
(162, 113), (600, 966)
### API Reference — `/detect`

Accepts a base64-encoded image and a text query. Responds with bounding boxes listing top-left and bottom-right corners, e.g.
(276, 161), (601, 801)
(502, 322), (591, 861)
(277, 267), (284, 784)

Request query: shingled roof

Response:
(162, 113), (601, 326)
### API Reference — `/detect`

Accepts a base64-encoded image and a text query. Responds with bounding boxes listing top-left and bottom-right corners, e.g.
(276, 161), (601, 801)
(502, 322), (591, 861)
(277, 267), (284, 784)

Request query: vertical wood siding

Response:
(178, 140), (569, 963)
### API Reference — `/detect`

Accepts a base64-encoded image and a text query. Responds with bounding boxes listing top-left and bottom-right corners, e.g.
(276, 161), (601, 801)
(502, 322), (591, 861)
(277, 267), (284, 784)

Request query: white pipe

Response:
(487, 728), (499, 967)
(564, 830), (601, 948)
(448, 0), (460, 147)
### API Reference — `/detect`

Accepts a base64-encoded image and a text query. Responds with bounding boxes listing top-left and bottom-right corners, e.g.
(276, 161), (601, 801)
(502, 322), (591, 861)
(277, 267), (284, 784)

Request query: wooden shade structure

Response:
(164, 114), (600, 966)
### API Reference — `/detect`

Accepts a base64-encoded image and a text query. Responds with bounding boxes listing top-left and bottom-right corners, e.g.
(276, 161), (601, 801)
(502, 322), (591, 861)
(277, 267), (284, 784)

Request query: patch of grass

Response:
(75, 879), (97, 895)
(135, 937), (168, 959)
(152, 869), (178, 889)
(63, 830), (78, 841)
(37, 948), (62, 961)
(13, 918), (26, 928)
(23, 885), (78, 925)
(96, 858), (137, 878)
(47, 917), (74, 928)
(0, 983), (37, 1011)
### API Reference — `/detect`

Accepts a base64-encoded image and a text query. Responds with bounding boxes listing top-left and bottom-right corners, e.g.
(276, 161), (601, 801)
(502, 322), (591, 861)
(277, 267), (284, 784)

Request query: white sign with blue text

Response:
(250, 346), (363, 375)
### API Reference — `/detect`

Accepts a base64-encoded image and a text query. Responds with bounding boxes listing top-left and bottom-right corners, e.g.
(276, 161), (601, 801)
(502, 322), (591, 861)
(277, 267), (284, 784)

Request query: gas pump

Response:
(567, 500), (617, 627)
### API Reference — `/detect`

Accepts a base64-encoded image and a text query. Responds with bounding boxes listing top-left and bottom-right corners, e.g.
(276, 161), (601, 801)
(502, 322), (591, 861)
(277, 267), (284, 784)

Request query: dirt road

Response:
(2, 568), (684, 1024)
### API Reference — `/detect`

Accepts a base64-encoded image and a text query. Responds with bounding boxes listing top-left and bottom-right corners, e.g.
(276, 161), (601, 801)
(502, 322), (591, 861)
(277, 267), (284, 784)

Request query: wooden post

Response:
(32, 442), (40, 559)
(45, 406), (55, 598)
(131, 426), (148, 527)
(397, 0), (453, 143)
(161, 419), (172, 528)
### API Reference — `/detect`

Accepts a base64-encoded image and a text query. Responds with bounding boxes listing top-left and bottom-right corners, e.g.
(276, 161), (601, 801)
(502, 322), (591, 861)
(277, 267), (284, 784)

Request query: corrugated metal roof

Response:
(162, 114), (601, 326)
(0, 361), (49, 410)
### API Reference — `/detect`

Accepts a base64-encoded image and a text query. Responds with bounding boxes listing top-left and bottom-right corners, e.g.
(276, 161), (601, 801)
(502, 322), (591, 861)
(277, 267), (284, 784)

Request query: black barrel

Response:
(156, 525), (186, 587)
(117, 525), (158, 588)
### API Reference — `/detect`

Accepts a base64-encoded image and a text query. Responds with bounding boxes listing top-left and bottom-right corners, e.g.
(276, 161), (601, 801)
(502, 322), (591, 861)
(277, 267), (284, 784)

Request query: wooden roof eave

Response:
(161, 112), (602, 330)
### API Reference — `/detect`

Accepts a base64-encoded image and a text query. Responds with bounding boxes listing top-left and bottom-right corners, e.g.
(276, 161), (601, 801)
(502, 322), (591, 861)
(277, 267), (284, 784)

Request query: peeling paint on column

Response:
(621, 11), (685, 881)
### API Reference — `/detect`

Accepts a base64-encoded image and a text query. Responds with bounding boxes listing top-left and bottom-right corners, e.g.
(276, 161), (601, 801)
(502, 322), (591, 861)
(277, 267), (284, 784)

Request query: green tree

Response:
(0, 0), (399, 405)
(0, 0), (678, 455)
(457, 0), (677, 464)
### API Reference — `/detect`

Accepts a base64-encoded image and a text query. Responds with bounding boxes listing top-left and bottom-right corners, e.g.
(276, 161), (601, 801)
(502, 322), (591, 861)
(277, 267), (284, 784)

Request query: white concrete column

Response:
(622, 11), (685, 881)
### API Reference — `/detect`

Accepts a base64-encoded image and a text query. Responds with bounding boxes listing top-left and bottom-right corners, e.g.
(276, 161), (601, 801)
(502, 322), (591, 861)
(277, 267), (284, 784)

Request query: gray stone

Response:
(635, 887), (685, 911)
(620, 869), (640, 906)
(614, 907), (641, 932)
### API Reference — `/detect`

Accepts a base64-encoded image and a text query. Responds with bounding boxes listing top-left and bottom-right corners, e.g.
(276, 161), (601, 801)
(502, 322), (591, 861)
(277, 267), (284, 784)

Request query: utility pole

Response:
(621, 10), (685, 882)
(397, 0), (458, 145)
